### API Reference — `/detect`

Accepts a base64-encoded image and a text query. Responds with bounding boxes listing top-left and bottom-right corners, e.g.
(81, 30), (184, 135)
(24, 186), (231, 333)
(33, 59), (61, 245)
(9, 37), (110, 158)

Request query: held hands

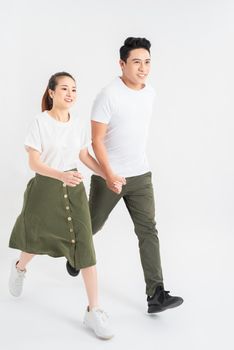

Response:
(106, 174), (126, 194)
(60, 171), (84, 187)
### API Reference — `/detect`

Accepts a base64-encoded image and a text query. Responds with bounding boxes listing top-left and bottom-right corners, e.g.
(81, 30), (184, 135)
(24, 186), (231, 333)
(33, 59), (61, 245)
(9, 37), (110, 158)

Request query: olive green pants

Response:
(89, 171), (163, 296)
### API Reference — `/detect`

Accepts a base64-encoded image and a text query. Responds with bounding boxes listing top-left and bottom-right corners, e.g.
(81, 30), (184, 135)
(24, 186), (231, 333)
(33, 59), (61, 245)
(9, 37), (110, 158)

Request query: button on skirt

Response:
(9, 172), (96, 270)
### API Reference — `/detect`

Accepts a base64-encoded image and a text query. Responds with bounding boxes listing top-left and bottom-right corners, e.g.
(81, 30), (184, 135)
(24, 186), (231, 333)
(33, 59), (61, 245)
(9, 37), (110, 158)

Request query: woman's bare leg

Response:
(81, 265), (99, 309)
(16, 252), (35, 270)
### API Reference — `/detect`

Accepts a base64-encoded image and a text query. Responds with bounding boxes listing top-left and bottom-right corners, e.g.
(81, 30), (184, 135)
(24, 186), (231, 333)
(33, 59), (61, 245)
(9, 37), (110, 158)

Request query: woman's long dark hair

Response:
(41, 72), (75, 112)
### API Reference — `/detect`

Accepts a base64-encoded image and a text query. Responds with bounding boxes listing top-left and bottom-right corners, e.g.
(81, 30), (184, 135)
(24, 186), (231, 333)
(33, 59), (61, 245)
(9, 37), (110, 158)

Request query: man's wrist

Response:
(106, 172), (115, 181)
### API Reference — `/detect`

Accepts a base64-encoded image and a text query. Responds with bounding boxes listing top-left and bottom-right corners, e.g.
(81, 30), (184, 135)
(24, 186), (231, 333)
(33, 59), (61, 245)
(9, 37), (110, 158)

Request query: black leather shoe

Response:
(147, 285), (183, 313)
(66, 260), (80, 277)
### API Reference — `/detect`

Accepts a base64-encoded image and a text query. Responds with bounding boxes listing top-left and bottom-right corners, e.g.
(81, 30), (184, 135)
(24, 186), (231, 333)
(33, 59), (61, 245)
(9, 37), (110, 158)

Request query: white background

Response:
(0, 0), (233, 349)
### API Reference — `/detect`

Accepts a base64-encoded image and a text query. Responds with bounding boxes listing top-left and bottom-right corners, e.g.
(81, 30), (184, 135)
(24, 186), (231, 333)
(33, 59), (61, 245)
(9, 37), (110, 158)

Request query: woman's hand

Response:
(60, 171), (84, 187)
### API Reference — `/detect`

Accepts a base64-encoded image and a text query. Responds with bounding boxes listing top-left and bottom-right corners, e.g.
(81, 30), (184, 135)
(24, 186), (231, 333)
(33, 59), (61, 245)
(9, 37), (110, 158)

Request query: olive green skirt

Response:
(9, 172), (96, 270)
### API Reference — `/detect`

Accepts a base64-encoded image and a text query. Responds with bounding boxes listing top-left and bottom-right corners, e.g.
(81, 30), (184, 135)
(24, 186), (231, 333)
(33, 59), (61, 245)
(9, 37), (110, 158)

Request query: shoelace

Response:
(160, 290), (170, 302)
(15, 270), (25, 286)
(94, 309), (109, 324)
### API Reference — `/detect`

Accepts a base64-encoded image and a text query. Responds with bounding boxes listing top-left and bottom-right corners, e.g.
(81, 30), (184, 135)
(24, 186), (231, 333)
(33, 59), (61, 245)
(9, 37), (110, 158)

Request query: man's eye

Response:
(72, 89), (77, 92)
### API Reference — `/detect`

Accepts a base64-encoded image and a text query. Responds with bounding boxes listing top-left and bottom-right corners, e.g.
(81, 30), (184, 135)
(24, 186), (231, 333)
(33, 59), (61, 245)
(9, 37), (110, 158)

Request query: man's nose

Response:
(138, 62), (145, 71)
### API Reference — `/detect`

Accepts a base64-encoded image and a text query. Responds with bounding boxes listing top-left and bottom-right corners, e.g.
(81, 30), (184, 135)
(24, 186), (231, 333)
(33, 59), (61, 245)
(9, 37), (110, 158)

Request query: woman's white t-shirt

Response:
(24, 111), (90, 171)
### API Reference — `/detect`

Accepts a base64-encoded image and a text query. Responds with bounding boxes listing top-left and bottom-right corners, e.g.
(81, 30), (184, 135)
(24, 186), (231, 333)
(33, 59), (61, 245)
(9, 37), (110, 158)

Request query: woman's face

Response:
(49, 76), (77, 110)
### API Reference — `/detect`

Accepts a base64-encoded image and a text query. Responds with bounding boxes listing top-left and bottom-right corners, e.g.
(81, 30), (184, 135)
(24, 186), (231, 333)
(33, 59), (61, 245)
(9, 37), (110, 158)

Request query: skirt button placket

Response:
(62, 183), (76, 245)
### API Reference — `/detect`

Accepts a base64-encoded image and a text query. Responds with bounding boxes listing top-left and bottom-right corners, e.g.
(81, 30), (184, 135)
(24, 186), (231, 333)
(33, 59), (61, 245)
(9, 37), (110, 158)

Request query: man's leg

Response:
(123, 172), (163, 297)
(123, 172), (183, 312)
(89, 175), (122, 234)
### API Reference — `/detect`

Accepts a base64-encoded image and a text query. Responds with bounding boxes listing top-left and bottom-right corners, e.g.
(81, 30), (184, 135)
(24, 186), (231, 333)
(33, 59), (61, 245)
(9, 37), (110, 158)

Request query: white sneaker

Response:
(9, 259), (26, 297)
(83, 307), (114, 340)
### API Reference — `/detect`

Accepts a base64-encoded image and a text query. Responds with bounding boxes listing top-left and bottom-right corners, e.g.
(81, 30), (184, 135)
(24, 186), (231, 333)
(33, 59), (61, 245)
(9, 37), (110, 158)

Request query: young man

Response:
(67, 37), (183, 314)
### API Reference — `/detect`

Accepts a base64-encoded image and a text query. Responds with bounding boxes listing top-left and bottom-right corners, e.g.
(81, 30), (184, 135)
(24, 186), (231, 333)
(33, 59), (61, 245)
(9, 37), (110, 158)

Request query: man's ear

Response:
(119, 59), (125, 71)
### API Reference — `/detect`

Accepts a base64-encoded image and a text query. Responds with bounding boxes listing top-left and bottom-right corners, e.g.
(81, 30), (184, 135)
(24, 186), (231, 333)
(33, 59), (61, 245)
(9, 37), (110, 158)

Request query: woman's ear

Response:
(48, 89), (54, 99)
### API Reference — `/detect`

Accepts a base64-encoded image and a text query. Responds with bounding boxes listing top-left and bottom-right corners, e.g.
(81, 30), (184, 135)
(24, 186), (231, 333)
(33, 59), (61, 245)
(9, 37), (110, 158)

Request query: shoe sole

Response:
(147, 299), (184, 314)
(83, 321), (114, 340)
(9, 288), (21, 297)
(9, 260), (24, 297)
(66, 261), (80, 277)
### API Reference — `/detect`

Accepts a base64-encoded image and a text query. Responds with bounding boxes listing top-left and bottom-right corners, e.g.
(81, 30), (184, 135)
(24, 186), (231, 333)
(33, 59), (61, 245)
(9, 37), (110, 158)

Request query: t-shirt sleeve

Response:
(80, 124), (91, 150)
(91, 91), (112, 124)
(24, 119), (42, 153)
(153, 89), (159, 114)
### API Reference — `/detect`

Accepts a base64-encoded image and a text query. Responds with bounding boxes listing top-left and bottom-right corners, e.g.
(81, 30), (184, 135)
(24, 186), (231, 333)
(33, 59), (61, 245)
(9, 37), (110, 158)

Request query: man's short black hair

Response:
(120, 37), (151, 62)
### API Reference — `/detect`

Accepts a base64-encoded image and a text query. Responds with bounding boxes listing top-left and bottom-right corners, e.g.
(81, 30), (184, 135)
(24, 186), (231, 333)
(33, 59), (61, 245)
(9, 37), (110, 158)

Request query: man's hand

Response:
(106, 174), (126, 194)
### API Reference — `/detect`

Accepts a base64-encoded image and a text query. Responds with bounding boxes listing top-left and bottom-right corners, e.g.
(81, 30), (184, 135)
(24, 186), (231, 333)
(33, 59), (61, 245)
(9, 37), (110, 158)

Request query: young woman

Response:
(8, 72), (119, 340)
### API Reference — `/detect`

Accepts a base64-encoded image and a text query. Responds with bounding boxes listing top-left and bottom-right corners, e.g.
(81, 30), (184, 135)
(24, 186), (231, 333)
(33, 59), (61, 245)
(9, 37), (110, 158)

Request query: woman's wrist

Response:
(53, 170), (64, 182)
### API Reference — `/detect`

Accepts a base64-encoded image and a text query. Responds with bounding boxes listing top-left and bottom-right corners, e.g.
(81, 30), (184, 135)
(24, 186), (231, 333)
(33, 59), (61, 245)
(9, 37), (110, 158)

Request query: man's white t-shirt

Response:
(24, 111), (90, 171)
(91, 77), (156, 177)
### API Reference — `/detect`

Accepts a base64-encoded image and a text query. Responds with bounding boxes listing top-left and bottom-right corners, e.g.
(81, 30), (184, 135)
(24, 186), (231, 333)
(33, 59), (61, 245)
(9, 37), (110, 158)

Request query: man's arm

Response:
(91, 121), (126, 193)
(79, 147), (105, 178)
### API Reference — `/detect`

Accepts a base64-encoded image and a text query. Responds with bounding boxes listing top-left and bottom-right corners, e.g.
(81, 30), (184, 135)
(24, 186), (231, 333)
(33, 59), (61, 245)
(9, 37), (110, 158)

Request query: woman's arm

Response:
(27, 147), (82, 187)
(79, 147), (106, 178)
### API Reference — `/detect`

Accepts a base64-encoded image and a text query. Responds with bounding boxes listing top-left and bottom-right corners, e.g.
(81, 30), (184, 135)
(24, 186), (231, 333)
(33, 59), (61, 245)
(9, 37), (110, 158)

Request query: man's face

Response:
(120, 48), (151, 88)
